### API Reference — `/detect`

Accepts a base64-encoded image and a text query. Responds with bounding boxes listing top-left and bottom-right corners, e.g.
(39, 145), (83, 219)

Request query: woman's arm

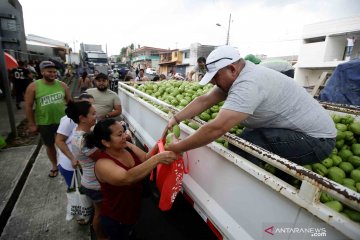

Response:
(95, 151), (177, 186)
(55, 133), (78, 167)
(126, 142), (160, 163)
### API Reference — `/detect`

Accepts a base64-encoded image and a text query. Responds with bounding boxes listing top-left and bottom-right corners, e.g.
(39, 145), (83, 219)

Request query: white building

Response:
(294, 16), (360, 87)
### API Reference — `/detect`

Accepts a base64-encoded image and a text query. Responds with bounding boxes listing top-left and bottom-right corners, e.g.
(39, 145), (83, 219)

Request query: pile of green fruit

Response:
(134, 80), (244, 148)
(307, 115), (360, 190)
(305, 114), (360, 222)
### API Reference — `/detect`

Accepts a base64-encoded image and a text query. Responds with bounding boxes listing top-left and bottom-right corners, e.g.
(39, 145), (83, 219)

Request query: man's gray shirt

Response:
(222, 61), (336, 138)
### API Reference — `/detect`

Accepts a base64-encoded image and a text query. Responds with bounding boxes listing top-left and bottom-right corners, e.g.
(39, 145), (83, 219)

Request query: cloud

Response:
(19, 0), (360, 57)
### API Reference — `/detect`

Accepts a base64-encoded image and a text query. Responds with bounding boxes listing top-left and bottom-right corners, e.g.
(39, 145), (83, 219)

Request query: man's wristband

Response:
(173, 115), (180, 124)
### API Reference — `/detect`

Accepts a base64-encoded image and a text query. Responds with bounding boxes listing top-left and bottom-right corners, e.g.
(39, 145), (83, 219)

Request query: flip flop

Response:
(48, 169), (59, 178)
(77, 219), (89, 225)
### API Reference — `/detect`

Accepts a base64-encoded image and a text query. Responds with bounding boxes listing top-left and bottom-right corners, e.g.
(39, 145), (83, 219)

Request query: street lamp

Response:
(216, 13), (232, 45)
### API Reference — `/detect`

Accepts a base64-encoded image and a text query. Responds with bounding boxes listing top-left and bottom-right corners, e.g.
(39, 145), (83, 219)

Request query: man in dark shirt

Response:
(11, 61), (33, 109)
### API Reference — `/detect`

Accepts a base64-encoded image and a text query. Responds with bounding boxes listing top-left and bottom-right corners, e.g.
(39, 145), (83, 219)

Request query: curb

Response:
(0, 137), (42, 236)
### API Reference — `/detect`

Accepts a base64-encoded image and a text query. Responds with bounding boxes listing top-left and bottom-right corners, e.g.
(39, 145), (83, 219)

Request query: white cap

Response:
(199, 45), (241, 85)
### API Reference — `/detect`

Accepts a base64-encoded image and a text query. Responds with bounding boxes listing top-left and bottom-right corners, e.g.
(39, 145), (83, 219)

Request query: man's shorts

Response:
(38, 124), (59, 146)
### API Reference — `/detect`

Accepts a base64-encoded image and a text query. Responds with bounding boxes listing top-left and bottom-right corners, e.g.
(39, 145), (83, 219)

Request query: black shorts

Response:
(38, 124), (59, 146)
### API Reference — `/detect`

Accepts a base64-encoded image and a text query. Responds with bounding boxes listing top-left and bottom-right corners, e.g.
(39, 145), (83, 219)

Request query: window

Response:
(1, 18), (17, 31)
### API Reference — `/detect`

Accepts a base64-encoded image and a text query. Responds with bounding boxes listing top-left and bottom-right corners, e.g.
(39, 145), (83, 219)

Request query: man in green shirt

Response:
(25, 61), (71, 178)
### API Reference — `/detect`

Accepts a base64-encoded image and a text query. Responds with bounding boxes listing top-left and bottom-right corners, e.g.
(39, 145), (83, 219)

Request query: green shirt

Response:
(35, 79), (66, 125)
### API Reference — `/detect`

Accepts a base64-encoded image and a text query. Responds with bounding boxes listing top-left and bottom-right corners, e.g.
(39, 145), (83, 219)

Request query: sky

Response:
(19, 0), (360, 57)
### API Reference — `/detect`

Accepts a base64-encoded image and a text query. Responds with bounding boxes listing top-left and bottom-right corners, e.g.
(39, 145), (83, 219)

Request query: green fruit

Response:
(330, 155), (343, 166)
(312, 163), (328, 176)
(352, 144), (360, 156)
(331, 148), (338, 155)
(350, 169), (360, 182)
(338, 162), (354, 174)
(188, 122), (199, 130)
(336, 139), (345, 149)
(341, 145), (350, 150)
(324, 200), (343, 212)
(349, 122), (360, 135)
(327, 167), (346, 184)
(166, 132), (175, 145)
(336, 130), (346, 140)
(343, 209), (360, 222)
(343, 178), (356, 186)
(338, 149), (353, 161)
(321, 158), (333, 168)
(235, 129), (243, 135)
(215, 138), (225, 144)
(172, 125), (180, 138)
(211, 113), (218, 119)
(210, 105), (220, 113)
(344, 131), (354, 141)
(264, 163), (276, 174)
(179, 99), (189, 106)
(340, 115), (354, 124)
(302, 164), (312, 171)
(182, 119), (189, 125)
(356, 182), (360, 192)
(332, 115), (341, 123)
(348, 156), (360, 168)
(229, 127), (237, 134)
(336, 123), (347, 131)
(320, 192), (333, 203)
(199, 112), (211, 121)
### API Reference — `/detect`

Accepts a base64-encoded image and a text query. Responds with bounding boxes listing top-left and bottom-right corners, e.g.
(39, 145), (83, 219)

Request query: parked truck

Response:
(79, 43), (108, 73)
(117, 81), (360, 240)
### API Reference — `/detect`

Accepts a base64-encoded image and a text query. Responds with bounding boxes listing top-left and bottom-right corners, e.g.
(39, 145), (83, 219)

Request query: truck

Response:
(117, 81), (360, 240)
(79, 43), (108, 73)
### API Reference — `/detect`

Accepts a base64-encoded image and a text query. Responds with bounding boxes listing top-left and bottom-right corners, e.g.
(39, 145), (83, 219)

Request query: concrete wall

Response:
(324, 36), (347, 62)
(295, 16), (360, 86)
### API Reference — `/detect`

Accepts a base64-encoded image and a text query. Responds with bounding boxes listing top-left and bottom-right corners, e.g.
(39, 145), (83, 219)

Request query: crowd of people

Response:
(21, 60), (177, 239)
(7, 44), (337, 239)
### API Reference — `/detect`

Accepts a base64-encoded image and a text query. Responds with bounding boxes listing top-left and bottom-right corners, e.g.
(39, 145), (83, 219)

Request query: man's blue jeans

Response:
(229, 128), (335, 166)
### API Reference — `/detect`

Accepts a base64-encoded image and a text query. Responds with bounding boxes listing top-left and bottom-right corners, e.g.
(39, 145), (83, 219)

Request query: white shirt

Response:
(56, 116), (77, 171)
(347, 38), (354, 47)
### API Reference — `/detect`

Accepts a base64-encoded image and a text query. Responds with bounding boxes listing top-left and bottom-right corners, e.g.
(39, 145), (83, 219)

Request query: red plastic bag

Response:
(151, 139), (189, 211)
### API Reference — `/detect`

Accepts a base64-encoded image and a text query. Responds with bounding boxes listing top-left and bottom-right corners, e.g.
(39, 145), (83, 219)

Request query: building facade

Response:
(0, 0), (27, 60)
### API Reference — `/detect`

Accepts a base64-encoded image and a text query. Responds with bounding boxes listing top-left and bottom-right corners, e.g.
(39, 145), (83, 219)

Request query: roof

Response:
(132, 46), (168, 53)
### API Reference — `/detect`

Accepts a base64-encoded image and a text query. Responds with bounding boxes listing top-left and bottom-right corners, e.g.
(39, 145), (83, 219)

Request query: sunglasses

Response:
(205, 57), (233, 72)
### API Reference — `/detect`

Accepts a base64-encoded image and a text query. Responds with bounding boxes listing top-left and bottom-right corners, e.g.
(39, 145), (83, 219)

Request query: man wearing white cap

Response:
(165, 45), (336, 166)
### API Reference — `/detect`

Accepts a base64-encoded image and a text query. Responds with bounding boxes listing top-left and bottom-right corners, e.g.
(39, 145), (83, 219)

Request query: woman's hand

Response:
(156, 151), (177, 165)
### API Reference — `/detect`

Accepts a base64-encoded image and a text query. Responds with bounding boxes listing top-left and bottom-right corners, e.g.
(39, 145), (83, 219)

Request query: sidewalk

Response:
(0, 146), (90, 240)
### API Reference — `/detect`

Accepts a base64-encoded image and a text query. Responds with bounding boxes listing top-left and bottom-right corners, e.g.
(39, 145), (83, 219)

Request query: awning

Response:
(26, 40), (69, 49)
(159, 61), (176, 65)
(4, 52), (18, 70)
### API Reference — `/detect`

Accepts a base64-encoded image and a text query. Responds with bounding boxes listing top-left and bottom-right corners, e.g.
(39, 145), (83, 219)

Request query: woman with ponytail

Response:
(89, 119), (177, 239)
(66, 100), (106, 239)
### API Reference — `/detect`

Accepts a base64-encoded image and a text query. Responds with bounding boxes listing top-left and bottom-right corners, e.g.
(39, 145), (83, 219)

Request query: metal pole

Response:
(226, 13), (231, 45)
(0, 46), (17, 137)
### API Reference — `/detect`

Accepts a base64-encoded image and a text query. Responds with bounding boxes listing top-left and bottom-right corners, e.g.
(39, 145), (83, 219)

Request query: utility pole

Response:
(226, 13), (231, 45)
(0, 44), (17, 137)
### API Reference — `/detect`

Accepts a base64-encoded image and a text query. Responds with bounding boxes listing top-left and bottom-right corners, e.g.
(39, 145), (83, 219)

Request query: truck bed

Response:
(118, 82), (360, 240)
